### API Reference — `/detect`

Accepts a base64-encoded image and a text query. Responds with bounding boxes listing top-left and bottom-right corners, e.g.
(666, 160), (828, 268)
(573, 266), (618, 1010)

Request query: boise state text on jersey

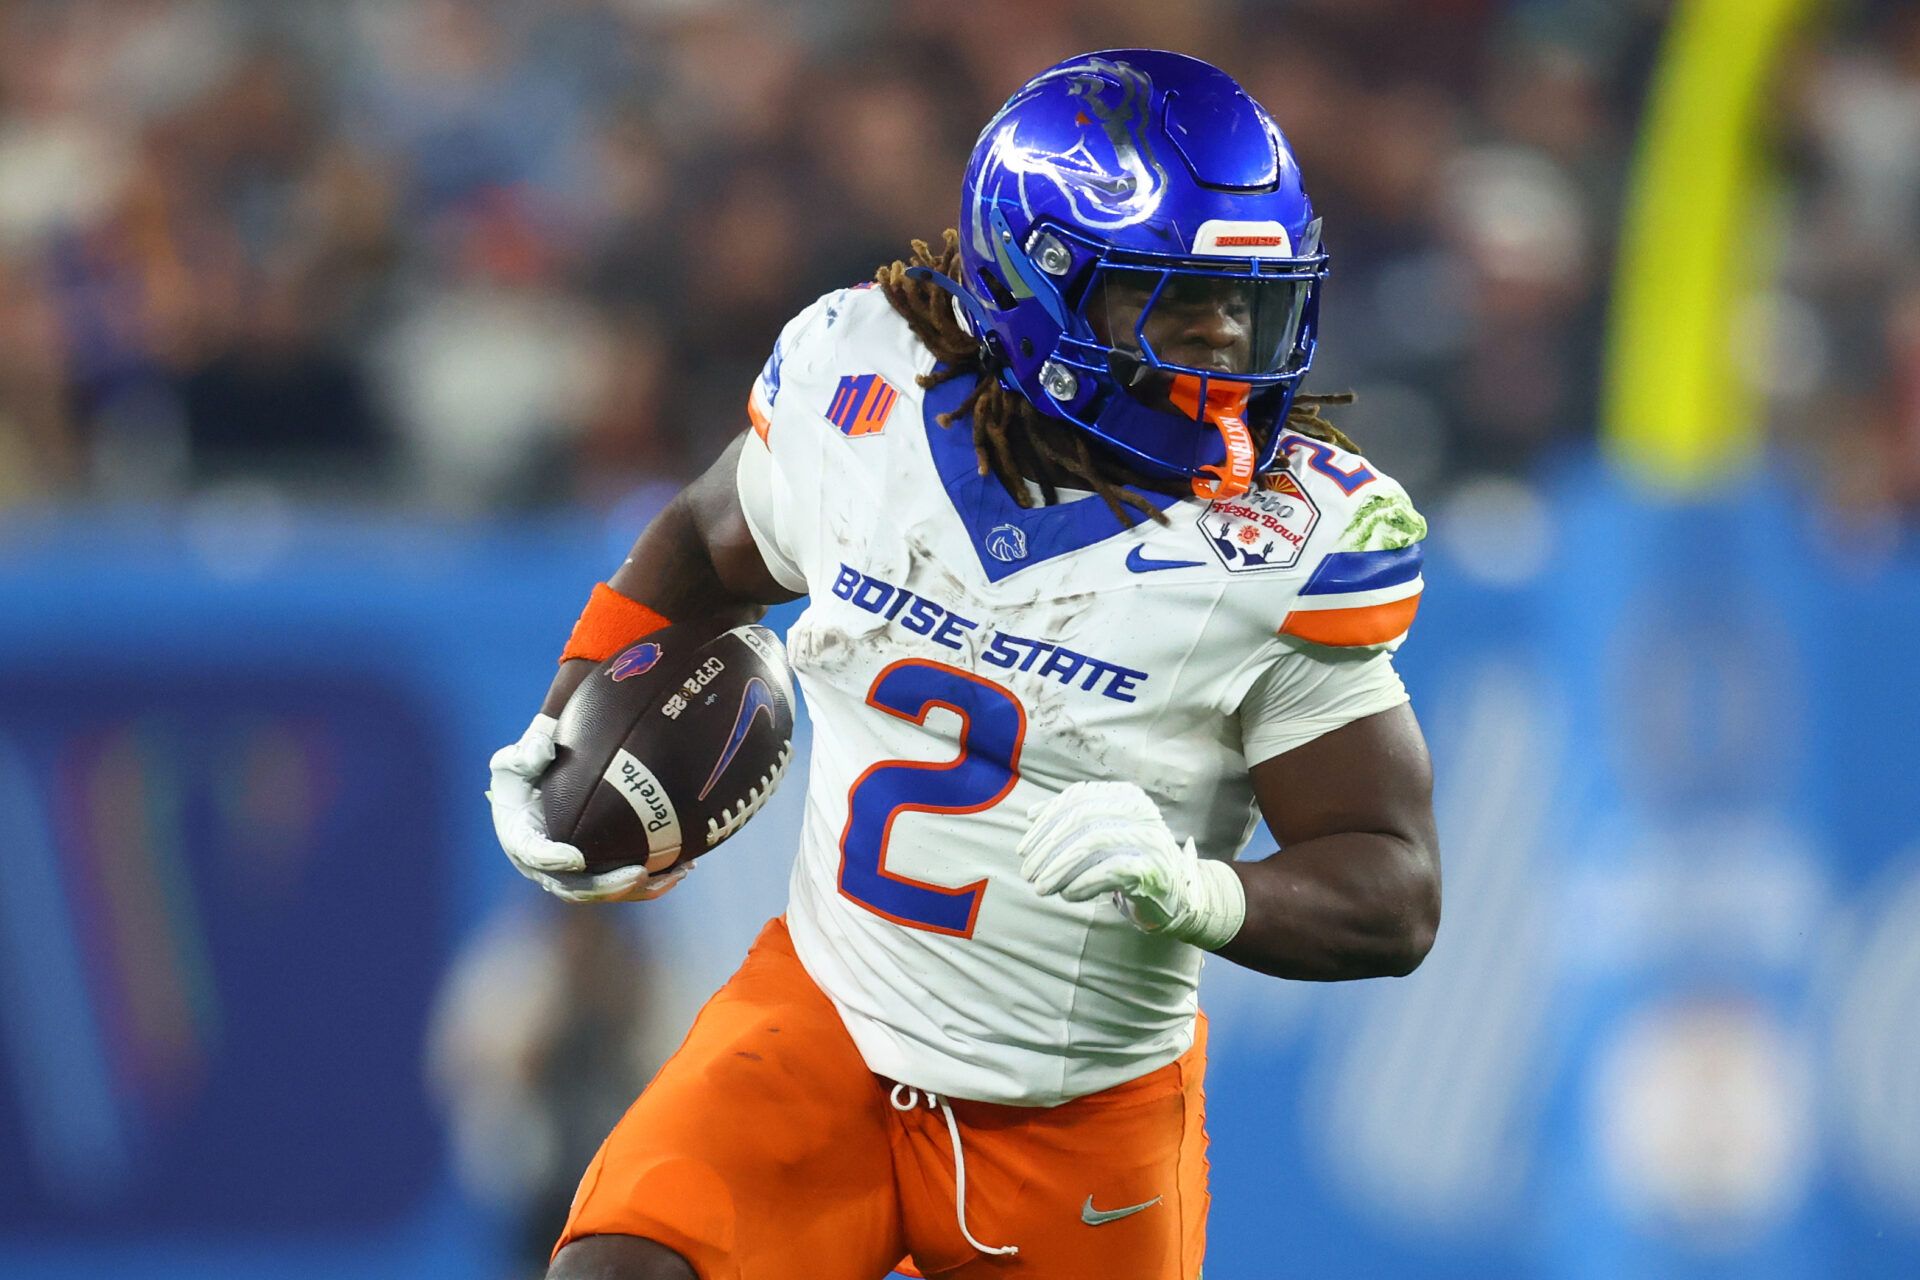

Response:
(830, 563), (1150, 703)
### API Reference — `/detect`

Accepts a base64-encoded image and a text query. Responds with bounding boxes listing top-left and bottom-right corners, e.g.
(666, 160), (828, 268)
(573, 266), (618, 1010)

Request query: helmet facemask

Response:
(1028, 219), (1327, 500)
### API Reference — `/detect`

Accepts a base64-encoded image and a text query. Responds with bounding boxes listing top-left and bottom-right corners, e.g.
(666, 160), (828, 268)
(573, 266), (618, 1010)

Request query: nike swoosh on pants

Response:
(1081, 1194), (1163, 1225)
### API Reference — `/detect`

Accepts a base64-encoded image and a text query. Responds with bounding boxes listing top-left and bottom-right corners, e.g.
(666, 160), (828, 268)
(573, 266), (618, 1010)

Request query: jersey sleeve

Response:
(735, 428), (806, 592)
(731, 289), (859, 596)
(1236, 646), (1409, 766)
(1276, 464), (1429, 654)
(1221, 441), (1427, 762)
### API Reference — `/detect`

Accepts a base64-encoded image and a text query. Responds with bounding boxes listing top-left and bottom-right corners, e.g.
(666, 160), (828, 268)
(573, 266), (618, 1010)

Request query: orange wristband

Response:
(560, 583), (672, 664)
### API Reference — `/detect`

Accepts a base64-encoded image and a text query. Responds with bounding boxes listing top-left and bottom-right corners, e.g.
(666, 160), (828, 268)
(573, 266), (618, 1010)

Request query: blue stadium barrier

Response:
(1, 463), (1916, 1278)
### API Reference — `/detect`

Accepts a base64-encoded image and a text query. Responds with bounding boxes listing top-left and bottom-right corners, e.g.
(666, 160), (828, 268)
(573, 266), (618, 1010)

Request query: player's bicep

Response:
(1249, 702), (1435, 853)
(602, 434), (801, 614)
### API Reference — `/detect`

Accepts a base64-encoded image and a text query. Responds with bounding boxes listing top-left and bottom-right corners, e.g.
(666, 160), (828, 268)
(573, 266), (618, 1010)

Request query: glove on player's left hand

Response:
(1017, 781), (1245, 950)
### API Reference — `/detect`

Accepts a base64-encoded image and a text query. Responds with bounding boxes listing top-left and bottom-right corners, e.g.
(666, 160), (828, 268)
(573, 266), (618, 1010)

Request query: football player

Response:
(489, 49), (1440, 1280)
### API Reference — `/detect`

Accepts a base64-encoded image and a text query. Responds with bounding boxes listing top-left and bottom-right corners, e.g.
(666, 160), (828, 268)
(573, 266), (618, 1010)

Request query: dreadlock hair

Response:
(876, 230), (1362, 528)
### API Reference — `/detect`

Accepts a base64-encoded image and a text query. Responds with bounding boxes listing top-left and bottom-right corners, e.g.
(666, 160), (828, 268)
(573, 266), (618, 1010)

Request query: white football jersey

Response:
(734, 284), (1425, 1106)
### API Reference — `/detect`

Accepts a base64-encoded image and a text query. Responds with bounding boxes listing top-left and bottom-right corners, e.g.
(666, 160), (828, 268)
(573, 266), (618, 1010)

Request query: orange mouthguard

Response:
(1169, 375), (1255, 501)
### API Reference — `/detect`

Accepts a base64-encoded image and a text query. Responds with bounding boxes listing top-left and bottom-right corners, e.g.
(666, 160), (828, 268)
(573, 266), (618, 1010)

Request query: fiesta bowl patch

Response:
(1198, 474), (1319, 572)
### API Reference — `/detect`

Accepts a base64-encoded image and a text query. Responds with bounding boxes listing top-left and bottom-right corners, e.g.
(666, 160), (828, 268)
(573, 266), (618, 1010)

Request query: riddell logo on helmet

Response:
(1192, 220), (1293, 257)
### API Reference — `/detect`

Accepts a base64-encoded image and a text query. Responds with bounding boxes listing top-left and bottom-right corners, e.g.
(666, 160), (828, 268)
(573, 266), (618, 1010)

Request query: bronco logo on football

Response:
(610, 641), (664, 681)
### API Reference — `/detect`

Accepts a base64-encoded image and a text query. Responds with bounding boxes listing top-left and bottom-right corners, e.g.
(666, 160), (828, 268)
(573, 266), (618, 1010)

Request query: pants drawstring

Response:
(888, 1083), (1020, 1258)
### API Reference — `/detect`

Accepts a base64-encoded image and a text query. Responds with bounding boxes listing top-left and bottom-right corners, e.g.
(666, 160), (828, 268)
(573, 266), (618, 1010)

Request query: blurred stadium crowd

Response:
(0, 0), (1915, 517)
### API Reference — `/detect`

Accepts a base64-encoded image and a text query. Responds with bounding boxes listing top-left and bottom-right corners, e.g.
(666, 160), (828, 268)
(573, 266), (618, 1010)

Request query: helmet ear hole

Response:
(976, 268), (1018, 311)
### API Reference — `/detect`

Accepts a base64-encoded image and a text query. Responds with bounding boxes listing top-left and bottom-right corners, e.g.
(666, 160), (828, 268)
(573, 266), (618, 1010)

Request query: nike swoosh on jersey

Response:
(1081, 1194), (1163, 1226)
(698, 676), (777, 801)
(1125, 546), (1206, 573)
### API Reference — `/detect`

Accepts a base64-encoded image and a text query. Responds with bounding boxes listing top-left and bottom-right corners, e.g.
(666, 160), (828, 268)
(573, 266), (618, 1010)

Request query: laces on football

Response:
(705, 744), (793, 846)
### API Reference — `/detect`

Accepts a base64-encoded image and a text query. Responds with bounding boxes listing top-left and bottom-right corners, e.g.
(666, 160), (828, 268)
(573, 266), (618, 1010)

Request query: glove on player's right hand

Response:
(488, 714), (688, 904)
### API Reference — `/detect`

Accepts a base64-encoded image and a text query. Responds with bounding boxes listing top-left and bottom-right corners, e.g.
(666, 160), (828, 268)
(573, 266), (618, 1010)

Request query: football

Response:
(542, 621), (797, 875)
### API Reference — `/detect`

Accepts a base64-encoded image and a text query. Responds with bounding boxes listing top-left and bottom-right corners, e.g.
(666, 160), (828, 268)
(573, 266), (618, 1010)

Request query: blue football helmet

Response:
(918, 50), (1327, 500)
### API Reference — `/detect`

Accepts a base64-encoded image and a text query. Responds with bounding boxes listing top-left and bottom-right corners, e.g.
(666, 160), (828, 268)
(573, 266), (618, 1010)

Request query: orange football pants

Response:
(557, 917), (1210, 1279)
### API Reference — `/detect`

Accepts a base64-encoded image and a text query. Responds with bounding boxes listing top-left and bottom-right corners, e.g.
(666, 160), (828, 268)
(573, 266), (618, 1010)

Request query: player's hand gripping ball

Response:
(489, 622), (796, 903)
(1018, 781), (1247, 949)
(490, 715), (687, 903)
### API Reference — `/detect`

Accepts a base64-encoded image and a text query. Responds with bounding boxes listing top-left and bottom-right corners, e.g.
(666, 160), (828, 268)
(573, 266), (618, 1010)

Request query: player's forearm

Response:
(540, 439), (798, 717)
(1216, 832), (1440, 981)
(538, 496), (765, 715)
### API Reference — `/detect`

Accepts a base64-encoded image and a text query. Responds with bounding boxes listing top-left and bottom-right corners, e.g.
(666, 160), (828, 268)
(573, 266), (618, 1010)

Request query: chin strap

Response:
(1168, 376), (1255, 500)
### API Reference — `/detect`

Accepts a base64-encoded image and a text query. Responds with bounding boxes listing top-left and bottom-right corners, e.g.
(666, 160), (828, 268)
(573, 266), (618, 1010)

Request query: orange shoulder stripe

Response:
(1279, 592), (1421, 647)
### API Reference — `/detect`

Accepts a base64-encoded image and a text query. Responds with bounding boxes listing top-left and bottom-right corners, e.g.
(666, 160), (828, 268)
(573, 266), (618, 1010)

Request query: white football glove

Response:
(1017, 780), (1245, 950)
(487, 714), (689, 904)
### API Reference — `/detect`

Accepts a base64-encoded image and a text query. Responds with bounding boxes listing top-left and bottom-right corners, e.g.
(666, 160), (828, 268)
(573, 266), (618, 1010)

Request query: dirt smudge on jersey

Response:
(786, 614), (866, 677)
(1026, 694), (1114, 774)
(996, 588), (1099, 643)
(901, 528), (976, 607)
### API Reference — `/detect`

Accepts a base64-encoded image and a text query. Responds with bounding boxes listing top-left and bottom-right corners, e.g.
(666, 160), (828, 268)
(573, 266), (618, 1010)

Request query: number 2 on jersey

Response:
(838, 659), (1026, 937)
